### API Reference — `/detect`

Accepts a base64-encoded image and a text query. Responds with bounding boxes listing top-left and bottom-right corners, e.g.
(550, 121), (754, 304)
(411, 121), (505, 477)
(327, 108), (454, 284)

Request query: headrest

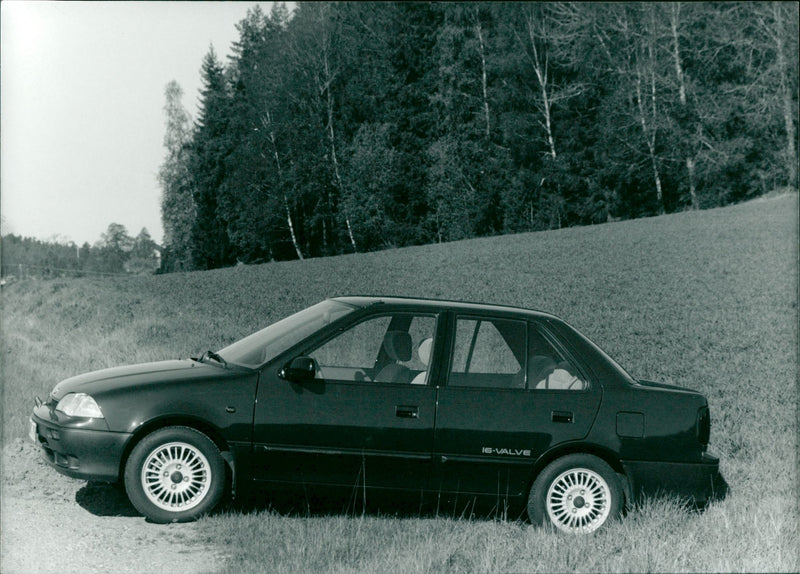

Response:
(417, 337), (433, 366)
(383, 331), (412, 362)
(529, 355), (556, 379)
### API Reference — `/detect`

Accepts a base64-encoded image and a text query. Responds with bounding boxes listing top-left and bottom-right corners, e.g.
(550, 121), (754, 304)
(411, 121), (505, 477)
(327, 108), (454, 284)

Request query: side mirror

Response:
(279, 356), (318, 383)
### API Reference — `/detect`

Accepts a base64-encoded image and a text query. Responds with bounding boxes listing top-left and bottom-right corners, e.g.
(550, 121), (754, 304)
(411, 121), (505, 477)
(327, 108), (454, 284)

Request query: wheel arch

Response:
(118, 416), (234, 487)
(526, 443), (630, 504)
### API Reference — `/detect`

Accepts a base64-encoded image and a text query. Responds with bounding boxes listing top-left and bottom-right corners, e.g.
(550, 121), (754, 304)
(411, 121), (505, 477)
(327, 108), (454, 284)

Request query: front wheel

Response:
(124, 426), (226, 523)
(527, 454), (623, 534)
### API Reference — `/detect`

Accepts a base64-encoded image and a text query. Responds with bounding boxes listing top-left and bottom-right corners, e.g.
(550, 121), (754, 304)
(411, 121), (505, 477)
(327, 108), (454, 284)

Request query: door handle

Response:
(552, 410), (573, 423)
(395, 405), (419, 419)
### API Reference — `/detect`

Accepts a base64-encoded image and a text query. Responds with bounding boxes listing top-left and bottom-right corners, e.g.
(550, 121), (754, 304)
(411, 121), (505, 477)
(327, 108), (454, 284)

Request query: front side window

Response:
(448, 317), (527, 389)
(309, 313), (436, 384)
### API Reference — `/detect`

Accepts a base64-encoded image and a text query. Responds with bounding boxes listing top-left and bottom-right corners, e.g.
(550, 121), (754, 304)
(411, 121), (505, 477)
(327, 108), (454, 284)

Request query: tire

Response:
(527, 454), (623, 534)
(124, 426), (226, 523)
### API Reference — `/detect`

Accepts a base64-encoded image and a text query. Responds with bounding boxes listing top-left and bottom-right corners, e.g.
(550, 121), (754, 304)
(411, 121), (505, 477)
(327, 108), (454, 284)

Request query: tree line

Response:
(1, 224), (160, 280)
(160, 1), (798, 271)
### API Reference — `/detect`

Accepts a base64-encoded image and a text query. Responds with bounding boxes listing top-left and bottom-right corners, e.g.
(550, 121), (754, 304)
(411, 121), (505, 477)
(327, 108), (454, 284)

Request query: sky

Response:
(1, 1), (285, 246)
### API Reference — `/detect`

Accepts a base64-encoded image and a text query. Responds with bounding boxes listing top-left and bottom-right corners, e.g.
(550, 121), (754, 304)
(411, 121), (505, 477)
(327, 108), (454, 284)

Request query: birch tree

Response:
(669, 3), (699, 209)
(289, 2), (358, 253)
(265, 116), (303, 260)
(257, 5), (304, 260)
(695, 2), (798, 199)
(593, 3), (666, 214)
(472, 5), (492, 139)
(763, 1), (798, 188)
(508, 3), (584, 161)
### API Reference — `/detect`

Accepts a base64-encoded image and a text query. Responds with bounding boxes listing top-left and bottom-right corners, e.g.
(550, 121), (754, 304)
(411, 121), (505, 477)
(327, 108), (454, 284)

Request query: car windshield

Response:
(217, 300), (356, 368)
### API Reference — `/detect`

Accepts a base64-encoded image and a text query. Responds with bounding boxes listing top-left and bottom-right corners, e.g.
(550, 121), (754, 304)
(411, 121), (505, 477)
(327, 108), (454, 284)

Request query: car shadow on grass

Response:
(75, 482), (140, 517)
(222, 485), (530, 523)
(74, 480), (529, 522)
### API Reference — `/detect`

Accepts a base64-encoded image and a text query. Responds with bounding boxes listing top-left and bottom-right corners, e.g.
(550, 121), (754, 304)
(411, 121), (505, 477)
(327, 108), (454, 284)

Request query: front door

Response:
(251, 311), (441, 492)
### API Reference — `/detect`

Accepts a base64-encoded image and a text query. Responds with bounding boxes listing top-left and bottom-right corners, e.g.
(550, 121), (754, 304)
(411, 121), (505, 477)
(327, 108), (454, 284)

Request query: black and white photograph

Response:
(1, 1), (797, 572)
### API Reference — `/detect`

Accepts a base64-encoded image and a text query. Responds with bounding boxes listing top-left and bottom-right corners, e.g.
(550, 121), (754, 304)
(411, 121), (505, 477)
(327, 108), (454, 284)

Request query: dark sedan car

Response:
(30, 296), (726, 532)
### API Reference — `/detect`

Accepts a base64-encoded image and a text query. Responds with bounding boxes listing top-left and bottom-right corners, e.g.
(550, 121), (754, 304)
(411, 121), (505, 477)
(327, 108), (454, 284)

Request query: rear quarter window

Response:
(528, 324), (588, 391)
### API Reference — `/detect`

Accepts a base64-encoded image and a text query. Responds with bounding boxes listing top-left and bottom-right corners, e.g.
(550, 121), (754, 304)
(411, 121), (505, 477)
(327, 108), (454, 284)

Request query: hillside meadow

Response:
(1, 193), (797, 572)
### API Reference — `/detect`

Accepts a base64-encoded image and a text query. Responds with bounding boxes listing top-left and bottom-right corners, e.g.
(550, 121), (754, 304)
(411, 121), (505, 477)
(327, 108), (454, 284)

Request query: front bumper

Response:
(621, 452), (728, 505)
(31, 404), (131, 482)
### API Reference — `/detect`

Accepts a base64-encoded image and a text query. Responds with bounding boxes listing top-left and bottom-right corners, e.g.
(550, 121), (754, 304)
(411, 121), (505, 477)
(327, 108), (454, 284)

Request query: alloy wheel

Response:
(545, 467), (611, 533)
(141, 441), (211, 512)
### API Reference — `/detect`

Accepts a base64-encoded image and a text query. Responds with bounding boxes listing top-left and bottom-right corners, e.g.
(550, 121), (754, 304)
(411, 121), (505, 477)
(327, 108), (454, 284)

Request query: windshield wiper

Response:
(199, 350), (227, 367)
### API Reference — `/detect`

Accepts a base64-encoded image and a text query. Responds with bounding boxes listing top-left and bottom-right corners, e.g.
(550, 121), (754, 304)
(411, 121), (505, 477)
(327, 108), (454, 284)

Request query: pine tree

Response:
(190, 47), (236, 269)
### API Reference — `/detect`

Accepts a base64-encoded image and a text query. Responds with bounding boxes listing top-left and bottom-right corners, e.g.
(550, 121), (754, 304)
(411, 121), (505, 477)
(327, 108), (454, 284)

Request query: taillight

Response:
(696, 406), (710, 446)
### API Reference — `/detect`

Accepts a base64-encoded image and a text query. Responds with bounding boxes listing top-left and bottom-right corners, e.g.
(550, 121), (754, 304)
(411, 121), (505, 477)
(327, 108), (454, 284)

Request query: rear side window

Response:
(528, 325), (587, 391)
(448, 317), (527, 389)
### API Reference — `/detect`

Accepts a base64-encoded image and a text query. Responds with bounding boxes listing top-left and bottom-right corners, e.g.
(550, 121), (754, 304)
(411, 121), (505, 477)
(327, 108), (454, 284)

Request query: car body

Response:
(30, 296), (727, 532)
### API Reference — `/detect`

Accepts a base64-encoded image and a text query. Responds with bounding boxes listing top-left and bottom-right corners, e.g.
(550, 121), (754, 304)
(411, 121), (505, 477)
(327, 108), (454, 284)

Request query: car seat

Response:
(547, 361), (585, 389)
(528, 355), (557, 389)
(410, 337), (433, 385)
(374, 331), (413, 383)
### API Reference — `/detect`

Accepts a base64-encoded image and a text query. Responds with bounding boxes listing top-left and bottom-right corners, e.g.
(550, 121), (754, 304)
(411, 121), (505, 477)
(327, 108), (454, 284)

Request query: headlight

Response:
(55, 393), (104, 418)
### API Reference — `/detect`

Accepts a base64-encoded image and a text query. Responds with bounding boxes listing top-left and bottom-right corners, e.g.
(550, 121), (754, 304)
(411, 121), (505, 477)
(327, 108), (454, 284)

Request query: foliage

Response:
(190, 47), (237, 270)
(1, 223), (159, 279)
(153, 1), (793, 271)
(158, 81), (196, 271)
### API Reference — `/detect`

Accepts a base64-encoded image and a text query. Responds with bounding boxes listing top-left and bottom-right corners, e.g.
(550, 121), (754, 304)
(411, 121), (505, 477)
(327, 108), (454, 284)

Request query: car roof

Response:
(331, 296), (561, 321)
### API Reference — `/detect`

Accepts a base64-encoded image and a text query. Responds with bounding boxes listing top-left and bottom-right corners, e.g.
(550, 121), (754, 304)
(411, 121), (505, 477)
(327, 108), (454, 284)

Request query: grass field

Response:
(2, 192), (797, 572)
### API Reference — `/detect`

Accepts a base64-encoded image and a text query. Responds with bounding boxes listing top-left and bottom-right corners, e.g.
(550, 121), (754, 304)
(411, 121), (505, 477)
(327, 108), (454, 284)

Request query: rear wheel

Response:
(124, 426), (226, 523)
(527, 454), (623, 534)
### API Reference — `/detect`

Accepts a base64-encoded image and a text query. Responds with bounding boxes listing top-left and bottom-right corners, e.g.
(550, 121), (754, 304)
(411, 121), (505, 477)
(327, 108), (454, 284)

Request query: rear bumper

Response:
(31, 407), (131, 482)
(621, 452), (728, 504)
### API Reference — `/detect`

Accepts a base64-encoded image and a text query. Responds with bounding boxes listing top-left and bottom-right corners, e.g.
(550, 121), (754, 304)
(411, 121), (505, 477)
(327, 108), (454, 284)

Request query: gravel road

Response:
(1, 439), (224, 574)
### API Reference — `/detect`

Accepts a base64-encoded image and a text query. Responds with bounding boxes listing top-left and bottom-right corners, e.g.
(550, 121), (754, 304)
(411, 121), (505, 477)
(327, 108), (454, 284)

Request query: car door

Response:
(432, 314), (602, 498)
(251, 310), (442, 491)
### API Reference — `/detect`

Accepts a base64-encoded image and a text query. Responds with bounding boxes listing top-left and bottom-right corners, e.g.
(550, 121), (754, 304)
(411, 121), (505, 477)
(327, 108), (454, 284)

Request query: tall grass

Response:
(197, 494), (796, 573)
(2, 193), (797, 572)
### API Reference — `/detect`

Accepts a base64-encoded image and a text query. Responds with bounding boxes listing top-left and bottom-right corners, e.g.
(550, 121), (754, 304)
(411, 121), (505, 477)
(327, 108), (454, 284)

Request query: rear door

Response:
(432, 314), (602, 497)
(251, 310), (442, 491)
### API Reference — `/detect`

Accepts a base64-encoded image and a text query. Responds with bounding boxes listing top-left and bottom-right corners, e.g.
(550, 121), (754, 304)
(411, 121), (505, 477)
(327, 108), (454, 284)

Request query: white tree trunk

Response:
(322, 46), (358, 253)
(670, 3), (699, 209)
(774, 1), (798, 188)
(475, 10), (491, 139)
(635, 70), (664, 212)
(263, 109), (304, 260)
(523, 9), (557, 159)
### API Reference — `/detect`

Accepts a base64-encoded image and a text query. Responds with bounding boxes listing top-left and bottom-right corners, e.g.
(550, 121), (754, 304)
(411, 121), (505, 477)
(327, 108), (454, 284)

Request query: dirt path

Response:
(1, 439), (224, 574)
